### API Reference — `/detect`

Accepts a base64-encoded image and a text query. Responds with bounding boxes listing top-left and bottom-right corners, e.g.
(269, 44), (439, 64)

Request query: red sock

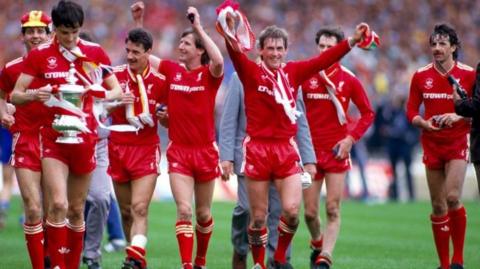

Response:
(431, 214), (450, 269)
(24, 222), (44, 269)
(126, 246), (147, 268)
(65, 221), (85, 269)
(45, 220), (67, 269)
(273, 216), (298, 264)
(176, 220), (194, 265)
(449, 206), (466, 265)
(194, 217), (214, 267)
(310, 235), (323, 251)
(248, 226), (267, 269)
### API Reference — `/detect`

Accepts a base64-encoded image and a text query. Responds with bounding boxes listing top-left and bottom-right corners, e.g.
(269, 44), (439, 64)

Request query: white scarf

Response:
(260, 62), (301, 124)
(125, 66), (153, 129)
(216, 3), (255, 52)
(319, 70), (347, 125)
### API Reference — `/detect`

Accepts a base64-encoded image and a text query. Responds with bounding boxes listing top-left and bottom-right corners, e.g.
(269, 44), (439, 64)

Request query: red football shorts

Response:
(421, 135), (468, 170)
(40, 134), (96, 175)
(108, 142), (160, 183)
(242, 136), (302, 181)
(166, 142), (220, 182)
(11, 132), (42, 171)
(314, 149), (351, 180)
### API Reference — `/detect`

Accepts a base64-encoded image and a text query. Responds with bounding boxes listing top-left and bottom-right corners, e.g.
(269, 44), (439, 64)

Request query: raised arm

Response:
(188, 6), (224, 78)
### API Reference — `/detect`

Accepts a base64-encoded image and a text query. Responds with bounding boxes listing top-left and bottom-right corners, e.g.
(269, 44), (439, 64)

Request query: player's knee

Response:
(195, 209), (211, 223)
(431, 201), (447, 216)
(304, 209), (318, 224)
(131, 202), (149, 219)
(446, 194), (460, 209)
(67, 203), (85, 223)
(24, 204), (42, 223)
(325, 203), (341, 221)
(282, 203), (300, 220)
(177, 204), (193, 221)
(49, 199), (68, 217)
(251, 217), (266, 229)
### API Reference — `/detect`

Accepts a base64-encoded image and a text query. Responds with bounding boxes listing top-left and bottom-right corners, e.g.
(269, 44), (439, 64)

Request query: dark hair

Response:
(125, 28), (153, 51)
(51, 0), (84, 28)
(181, 28), (209, 65)
(258, 25), (288, 49)
(79, 31), (96, 42)
(21, 26), (50, 35)
(429, 23), (461, 60)
(315, 26), (345, 44)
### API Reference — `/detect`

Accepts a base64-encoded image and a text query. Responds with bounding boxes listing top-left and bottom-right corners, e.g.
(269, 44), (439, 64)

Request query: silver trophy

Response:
(51, 63), (90, 144)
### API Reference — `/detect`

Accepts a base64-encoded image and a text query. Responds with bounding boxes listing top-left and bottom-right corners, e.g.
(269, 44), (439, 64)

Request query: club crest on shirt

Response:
(309, 78), (319, 89)
(425, 78), (433, 89)
(47, 57), (57, 69)
(147, 84), (153, 94)
(197, 72), (203, 82)
(174, 72), (182, 81)
(119, 81), (127, 90)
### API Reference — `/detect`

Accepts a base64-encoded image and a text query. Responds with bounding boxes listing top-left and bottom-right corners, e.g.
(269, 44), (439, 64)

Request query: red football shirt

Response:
(226, 39), (351, 140)
(158, 60), (223, 146)
(0, 57), (49, 133)
(109, 64), (167, 145)
(406, 62), (475, 141)
(22, 38), (112, 142)
(302, 63), (374, 150)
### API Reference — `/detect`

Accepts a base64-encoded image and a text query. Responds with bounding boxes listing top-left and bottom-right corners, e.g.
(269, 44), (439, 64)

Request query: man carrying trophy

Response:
(11, 1), (123, 269)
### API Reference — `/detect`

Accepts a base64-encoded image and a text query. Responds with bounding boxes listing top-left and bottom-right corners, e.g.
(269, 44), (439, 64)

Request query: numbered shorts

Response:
(41, 134), (96, 175)
(314, 149), (351, 180)
(166, 142), (220, 182)
(242, 136), (302, 181)
(11, 132), (41, 171)
(108, 142), (160, 183)
(421, 136), (468, 170)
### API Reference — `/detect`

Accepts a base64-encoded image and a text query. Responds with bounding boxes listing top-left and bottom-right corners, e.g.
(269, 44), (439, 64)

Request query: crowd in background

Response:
(1, 0), (480, 200)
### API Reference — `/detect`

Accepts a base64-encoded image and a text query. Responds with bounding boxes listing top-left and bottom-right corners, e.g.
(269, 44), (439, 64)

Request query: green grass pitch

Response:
(0, 198), (479, 269)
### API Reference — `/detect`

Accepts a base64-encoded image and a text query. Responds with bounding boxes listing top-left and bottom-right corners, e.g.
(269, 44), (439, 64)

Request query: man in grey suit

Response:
(220, 73), (317, 269)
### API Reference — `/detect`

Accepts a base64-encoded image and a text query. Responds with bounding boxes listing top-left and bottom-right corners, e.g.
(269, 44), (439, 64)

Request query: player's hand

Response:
(127, 116), (144, 129)
(1, 114), (14, 128)
(350, 22), (368, 45)
(422, 116), (442, 131)
(303, 163), (317, 180)
(131, 1), (145, 27)
(187, 7), (201, 29)
(435, 113), (462, 128)
(220, 160), (234, 181)
(6, 103), (16, 115)
(452, 87), (462, 102)
(225, 11), (237, 32)
(138, 112), (154, 127)
(333, 135), (355, 160)
(35, 85), (54, 102)
(121, 92), (135, 105)
(156, 105), (169, 128)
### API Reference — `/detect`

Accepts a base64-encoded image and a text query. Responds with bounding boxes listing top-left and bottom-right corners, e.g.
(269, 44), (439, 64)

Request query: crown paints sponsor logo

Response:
(425, 78), (433, 89)
(47, 57), (57, 69)
(422, 93), (453, 100)
(170, 84), (205, 93)
(306, 93), (330, 100)
(44, 72), (69, 79)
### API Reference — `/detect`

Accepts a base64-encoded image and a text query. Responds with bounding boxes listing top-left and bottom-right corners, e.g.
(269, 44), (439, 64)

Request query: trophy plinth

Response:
(51, 64), (89, 144)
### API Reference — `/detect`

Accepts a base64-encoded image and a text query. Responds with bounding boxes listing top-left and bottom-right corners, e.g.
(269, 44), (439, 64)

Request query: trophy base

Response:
(55, 130), (84, 144)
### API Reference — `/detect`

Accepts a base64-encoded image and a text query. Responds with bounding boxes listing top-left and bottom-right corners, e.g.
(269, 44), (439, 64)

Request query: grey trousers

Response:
(83, 139), (112, 260)
(231, 175), (291, 259)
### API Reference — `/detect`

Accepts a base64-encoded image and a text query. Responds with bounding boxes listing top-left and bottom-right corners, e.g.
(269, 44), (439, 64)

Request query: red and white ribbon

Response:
(216, 0), (255, 52)
(319, 71), (347, 125)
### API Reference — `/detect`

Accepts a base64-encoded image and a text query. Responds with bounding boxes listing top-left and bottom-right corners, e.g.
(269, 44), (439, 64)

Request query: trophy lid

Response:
(59, 83), (85, 94)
